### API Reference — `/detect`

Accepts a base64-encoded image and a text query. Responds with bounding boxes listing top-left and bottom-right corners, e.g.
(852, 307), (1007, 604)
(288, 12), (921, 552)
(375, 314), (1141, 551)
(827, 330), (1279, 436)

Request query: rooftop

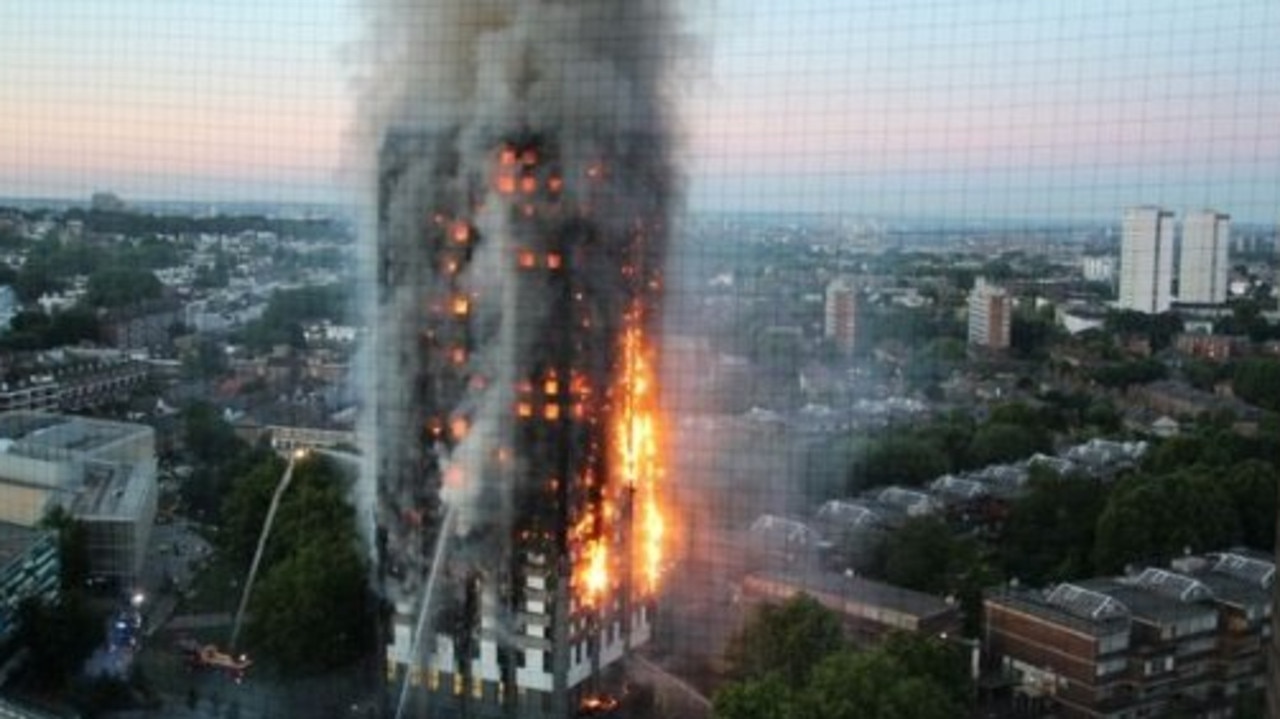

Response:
(747, 569), (956, 623)
(1081, 578), (1216, 628)
(986, 586), (1131, 639)
(0, 411), (147, 457)
(70, 461), (150, 521)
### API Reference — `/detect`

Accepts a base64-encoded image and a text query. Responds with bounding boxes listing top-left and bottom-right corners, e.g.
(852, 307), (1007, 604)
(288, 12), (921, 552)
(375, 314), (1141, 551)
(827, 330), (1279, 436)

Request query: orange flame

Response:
(579, 540), (609, 607)
(615, 316), (665, 595)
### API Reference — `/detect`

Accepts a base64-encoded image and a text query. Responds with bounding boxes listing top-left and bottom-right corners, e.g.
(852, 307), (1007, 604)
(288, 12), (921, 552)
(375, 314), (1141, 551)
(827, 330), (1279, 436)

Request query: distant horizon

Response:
(5, 191), (1279, 231)
(3, 2), (1277, 223)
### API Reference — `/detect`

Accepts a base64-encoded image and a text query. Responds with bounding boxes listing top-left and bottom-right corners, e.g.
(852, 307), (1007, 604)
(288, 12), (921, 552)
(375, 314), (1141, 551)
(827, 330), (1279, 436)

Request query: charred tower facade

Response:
(370, 6), (676, 717)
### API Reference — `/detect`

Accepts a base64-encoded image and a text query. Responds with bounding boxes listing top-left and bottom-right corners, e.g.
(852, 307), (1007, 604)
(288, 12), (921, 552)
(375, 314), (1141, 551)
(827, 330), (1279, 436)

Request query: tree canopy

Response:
(723, 594), (844, 687)
(0, 307), (100, 350)
(847, 435), (949, 491)
(225, 454), (374, 675)
(236, 284), (349, 351)
(1001, 467), (1108, 586)
(715, 629), (972, 719)
(1094, 470), (1240, 573)
(85, 266), (164, 308)
(1232, 358), (1280, 412)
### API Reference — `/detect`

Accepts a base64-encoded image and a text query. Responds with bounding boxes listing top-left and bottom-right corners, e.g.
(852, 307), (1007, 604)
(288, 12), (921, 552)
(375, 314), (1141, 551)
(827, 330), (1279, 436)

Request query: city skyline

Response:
(2, 1), (1279, 221)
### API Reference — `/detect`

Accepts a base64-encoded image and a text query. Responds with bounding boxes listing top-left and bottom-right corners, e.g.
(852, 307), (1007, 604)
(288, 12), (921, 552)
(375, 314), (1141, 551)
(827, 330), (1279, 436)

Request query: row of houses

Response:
(985, 550), (1273, 718)
(750, 438), (1149, 561)
(0, 353), (151, 414)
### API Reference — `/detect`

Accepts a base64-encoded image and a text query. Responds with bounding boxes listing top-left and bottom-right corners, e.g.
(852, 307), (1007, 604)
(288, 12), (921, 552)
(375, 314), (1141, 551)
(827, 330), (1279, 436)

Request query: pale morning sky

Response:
(1, 0), (1277, 221)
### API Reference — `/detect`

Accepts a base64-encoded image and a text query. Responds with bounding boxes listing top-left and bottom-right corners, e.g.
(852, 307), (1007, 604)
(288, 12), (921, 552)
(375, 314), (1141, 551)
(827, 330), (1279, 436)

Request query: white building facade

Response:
(1081, 255), (1117, 284)
(1178, 210), (1230, 305)
(1119, 206), (1175, 314)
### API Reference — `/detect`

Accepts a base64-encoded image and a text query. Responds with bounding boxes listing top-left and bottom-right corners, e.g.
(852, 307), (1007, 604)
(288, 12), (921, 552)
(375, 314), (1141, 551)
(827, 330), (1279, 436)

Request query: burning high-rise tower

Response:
(364, 3), (679, 717)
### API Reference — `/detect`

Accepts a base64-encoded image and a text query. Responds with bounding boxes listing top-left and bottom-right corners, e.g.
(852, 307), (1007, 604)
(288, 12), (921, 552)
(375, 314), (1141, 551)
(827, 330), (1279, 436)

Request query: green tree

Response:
(877, 517), (995, 635)
(848, 436), (948, 491)
(968, 422), (1051, 466)
(178, 401), (257, 520)
(877, 632), (973, 708)
(85, 266), (163, 308)
(716, 629), (970, 719)
(181, 402), (244, 465)
(1001, 468), (1108, 586)
(881, 516), (955, 595)
(245, 537), (371, 674)
(1082, 397), (1122, 434)
(917, 413), (976, 471)
(712, 675), (795, 719)
(234, 455), (373, 675)
(236, 284), (349, 352)
(1143, 434), (1210, 475)
(13, 592), (101, 691)
(1218, 459), (1277, 550)
(0, 307), (100, 350)
(220, 456), (287, 568)
(798, 636), (966, 719)
(48, 306), (101, 346)
(724, 594), (844, 686)
(12, 254), (64, 302)
(1233, 358), (1280, 412)
(1094, 471), (1239, 573)
(1088, 358), (1168, 389)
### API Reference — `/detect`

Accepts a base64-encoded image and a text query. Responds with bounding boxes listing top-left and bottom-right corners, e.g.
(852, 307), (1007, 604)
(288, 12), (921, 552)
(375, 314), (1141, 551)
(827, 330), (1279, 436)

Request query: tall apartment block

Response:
(1179, 210), (1231, 305)
(967, 277), (1011, 350)
(1119, 206), (1175, 314)
(374, 130), (666, 718)
(823, 277), (857, 356)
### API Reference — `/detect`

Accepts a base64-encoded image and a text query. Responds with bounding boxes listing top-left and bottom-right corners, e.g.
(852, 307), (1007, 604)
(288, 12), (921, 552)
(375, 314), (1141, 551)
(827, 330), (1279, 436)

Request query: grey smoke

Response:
(357, 0), (683, 644)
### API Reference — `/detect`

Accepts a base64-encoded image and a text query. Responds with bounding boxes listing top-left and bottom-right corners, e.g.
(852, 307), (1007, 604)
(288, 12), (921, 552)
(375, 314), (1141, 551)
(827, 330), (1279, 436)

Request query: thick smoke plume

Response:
(358, 0), (682, 633)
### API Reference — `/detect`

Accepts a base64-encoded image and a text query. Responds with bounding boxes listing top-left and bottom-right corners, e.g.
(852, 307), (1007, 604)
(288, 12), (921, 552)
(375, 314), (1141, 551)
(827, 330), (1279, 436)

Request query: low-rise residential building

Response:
(1174, 333), (1247, 363)
(741, 569), (961, 645)
(0, 356), (151, 414)
(265, 424), (356, 456)
(984, 551), (1273, 718)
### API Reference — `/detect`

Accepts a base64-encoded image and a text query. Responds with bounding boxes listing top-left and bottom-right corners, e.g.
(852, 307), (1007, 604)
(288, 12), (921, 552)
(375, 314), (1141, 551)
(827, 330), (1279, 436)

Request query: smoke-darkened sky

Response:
(2, 0), (1278, 221)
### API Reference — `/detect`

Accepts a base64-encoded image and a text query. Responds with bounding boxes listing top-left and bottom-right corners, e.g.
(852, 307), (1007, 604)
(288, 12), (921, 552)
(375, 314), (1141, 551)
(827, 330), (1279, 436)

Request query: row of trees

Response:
(714, 595), (971, 719)
(867, 422), (1279, 618)
(844, 402), (1066, 492)
(0, 235), (176, 303)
